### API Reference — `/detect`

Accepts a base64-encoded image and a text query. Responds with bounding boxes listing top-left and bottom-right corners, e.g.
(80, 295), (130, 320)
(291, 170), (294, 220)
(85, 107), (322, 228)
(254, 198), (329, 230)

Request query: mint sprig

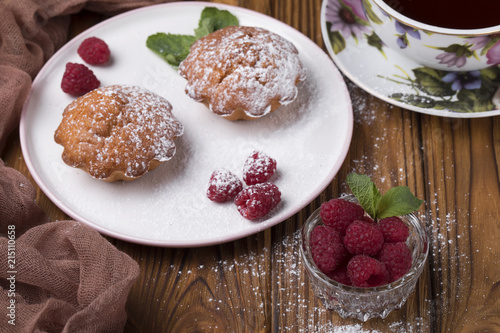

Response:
(146, 7), (239, 67)
(194, 7), (239, 39)
(346, 173), (423, 220)
(146, 33), (197, 67)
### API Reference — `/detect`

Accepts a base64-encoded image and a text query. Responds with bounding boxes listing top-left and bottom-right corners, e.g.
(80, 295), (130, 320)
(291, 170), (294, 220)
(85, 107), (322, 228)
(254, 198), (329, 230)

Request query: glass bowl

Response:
(300, 195), (428, 321)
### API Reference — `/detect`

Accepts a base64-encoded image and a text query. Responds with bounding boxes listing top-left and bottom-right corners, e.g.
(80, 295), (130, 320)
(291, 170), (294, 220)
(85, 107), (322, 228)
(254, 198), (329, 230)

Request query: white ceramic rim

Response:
(372, 0), (500, 36)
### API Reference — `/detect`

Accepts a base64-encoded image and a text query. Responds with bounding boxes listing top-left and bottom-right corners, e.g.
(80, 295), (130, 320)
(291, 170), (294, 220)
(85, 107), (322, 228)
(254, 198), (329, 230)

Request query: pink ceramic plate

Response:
(20, 2), (353, 247)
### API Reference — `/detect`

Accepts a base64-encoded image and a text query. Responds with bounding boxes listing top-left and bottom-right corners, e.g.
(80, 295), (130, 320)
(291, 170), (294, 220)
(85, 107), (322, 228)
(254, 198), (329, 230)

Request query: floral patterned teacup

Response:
(362, 0), (500, 71)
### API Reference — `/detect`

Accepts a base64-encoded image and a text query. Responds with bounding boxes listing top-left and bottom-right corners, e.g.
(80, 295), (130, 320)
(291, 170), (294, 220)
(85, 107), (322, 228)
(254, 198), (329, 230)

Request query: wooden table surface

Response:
(3, 0), (500, 332)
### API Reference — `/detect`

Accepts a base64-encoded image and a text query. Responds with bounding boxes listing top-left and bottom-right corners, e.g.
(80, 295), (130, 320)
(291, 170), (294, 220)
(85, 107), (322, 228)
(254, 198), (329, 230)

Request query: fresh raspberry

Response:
(243, 150), (277, 185)
(378, 216), (409, 243)
(320, 198), (364, 235)
(347, 255), (389, 287)
(326, 264), (352, 286)
(77, 37), (111, 65)
(61, 62), (100, 96)
(206, 169), (243, 202)
(343, 220), (384, 256)
(310, 225), (347, 274)
(362, 215), (375, 224)
(235, 182), (281, 220)
(377, 242), (413, 282)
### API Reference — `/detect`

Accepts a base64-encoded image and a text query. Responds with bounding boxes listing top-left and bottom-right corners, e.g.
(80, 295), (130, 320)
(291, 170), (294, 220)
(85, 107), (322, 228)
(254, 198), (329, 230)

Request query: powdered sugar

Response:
(55, 84), (184, 180)
(179, 26), (307, 119)
(162, 230), (426, 332)
(242, 150), (277, 185)
(235, 182), (281, 220)
(206, 169), (243, 202)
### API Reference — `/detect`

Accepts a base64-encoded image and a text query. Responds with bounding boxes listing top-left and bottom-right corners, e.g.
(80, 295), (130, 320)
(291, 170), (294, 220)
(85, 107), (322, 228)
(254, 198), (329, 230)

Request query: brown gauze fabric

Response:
(0, 0), (174, 332)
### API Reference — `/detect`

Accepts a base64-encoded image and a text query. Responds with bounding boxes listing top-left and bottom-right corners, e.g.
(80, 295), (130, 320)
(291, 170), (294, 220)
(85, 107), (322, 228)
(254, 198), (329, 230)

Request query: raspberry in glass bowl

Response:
(300, 195), (428, 321)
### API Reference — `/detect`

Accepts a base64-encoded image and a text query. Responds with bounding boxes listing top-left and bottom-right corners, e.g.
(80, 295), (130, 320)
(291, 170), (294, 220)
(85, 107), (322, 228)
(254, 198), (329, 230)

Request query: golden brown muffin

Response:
(54, 84), (184, 181)
(178, 25), (307, 120)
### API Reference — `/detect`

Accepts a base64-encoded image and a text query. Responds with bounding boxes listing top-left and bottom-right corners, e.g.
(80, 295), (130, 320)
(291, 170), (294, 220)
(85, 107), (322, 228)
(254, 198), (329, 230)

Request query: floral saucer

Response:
(320, 0), (500, 118)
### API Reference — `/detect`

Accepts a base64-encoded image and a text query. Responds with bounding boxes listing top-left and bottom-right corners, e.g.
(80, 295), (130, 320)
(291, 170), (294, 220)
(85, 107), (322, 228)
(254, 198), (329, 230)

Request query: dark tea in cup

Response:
(383, 0), (500, 29)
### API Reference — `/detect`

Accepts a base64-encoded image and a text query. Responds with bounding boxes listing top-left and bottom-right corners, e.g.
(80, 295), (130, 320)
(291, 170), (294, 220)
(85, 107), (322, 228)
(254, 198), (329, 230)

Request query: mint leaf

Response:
(346, 172), (423, 220)
(376, 186), (423, 219)
(194, 7), (239, 39)
(346, 173), (381, 219)
(146, 33), (197, 67)
(147, 7), (239, 67)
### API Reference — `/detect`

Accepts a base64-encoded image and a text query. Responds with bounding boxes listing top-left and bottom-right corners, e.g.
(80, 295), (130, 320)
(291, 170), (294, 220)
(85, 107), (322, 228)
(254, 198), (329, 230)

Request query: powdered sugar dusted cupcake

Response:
(178, 25), (307, 121)
(54, 84), (184, 181)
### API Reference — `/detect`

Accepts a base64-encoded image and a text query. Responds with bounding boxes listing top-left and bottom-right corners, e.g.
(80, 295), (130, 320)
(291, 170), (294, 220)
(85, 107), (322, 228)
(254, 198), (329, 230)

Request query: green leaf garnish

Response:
(146, 33), (197, 67)
(346, 173), (381, 219)
(346, 172), (423, 220)
(146, 7), (239, 67)
(376, 186), (423, 219)
(194, 7), (239, 39)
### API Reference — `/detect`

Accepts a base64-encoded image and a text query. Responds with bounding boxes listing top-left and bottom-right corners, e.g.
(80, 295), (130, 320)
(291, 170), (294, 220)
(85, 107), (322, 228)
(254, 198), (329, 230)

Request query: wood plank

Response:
(2, 1), (500, 332)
